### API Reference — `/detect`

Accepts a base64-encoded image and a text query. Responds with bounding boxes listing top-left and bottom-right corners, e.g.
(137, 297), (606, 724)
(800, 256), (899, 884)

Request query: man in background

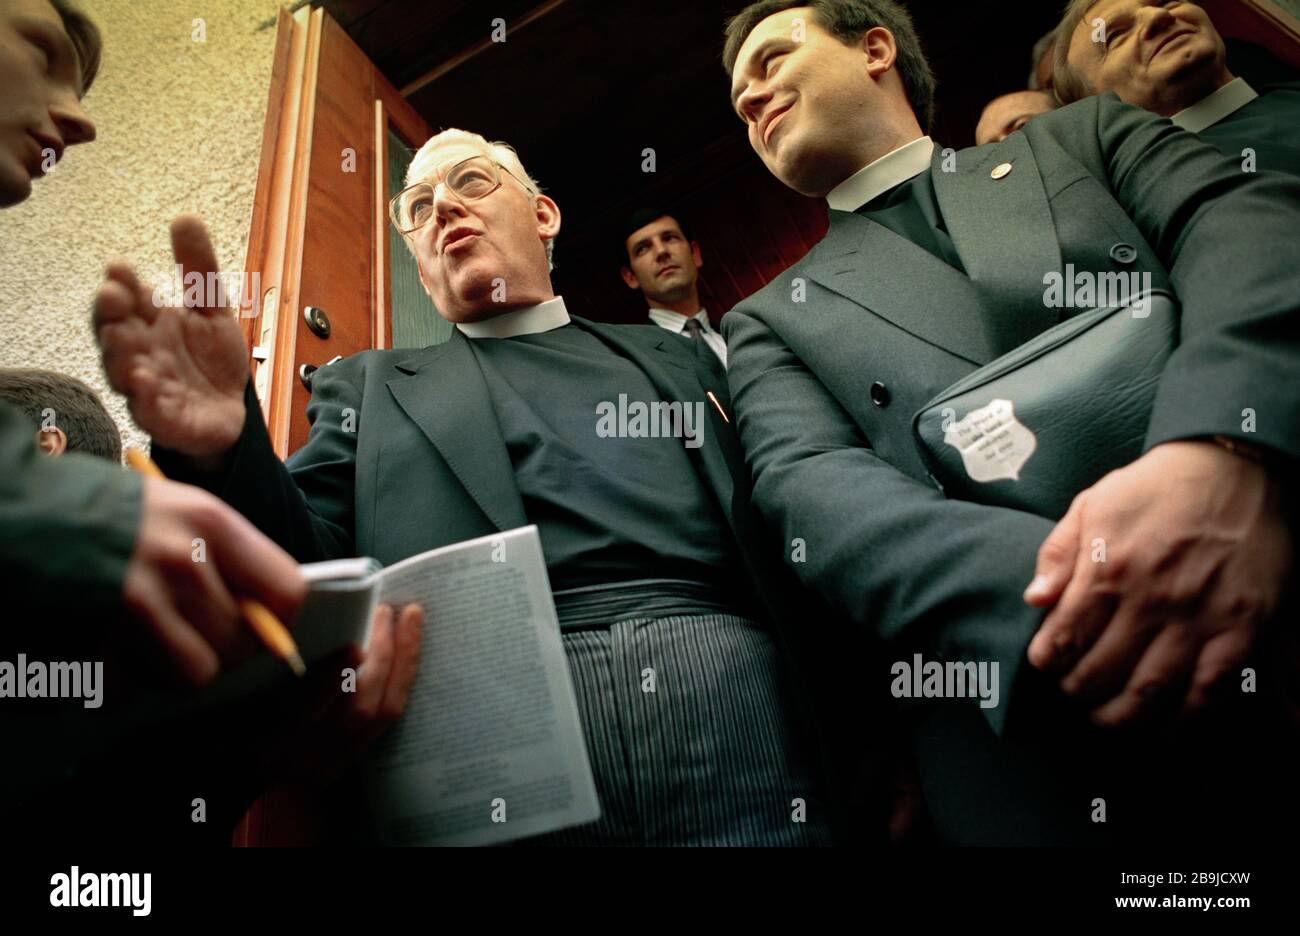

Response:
(973, 23), (1061, 148)
(620, 208), (727, 367)
(0, 367), (122, 460)
(1054, 0), (1300, 173)
(974, 89), (1057, 145)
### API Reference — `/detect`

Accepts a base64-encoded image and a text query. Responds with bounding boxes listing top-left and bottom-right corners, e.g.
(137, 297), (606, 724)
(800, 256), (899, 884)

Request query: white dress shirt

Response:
(647, 307), (728, 367)
(826, 136), (937, 212)
(1171, 77), (1259, 134)
(455, 296), (571, 339)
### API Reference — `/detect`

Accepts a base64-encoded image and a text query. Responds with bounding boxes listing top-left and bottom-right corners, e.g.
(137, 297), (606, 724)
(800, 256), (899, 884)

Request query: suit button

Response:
(870, 381), (890, 407)
(1110, 243), (1138, 264)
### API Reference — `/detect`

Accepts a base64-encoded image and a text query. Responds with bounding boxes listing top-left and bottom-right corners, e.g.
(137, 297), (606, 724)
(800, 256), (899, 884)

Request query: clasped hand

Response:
(1024, 440), (1291, 727)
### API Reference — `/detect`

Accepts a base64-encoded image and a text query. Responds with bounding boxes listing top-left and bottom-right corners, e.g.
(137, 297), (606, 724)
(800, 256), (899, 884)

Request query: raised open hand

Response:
(93, 214), (250, 459)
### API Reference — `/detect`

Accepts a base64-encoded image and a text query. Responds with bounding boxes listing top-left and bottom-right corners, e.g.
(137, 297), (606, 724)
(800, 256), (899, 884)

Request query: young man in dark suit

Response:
(94, 128), (870, 846)
(721, 0), (1299, 844)
(619, 208), (728, 367)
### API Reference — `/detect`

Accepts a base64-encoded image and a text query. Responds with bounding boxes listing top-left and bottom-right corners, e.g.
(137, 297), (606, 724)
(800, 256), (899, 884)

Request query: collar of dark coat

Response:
(391, 314), (693, 374)
(801, 131), (1064, 366)
(384, 315), (746, 541)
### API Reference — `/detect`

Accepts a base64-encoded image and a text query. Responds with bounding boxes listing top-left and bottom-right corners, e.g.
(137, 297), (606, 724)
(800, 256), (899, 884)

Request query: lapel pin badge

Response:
(991, 162), (1014, 180)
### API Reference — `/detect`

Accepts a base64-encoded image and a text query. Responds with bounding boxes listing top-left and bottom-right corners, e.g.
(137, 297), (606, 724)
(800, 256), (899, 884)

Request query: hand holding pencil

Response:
(116, 448), (307, 686)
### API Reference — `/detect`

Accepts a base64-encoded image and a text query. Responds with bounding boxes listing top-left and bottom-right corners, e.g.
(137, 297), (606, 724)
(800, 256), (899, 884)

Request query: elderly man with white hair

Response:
(93, 127), (858, 846)
(1052, 0), (1300, 174)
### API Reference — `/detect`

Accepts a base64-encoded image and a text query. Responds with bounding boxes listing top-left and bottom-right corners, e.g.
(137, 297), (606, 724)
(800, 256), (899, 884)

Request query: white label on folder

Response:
(943, 398), (1037, 483)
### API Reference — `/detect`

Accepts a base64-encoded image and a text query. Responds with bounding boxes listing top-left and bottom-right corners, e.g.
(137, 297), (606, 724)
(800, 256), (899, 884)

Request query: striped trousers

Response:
(517, 581), (833, 846)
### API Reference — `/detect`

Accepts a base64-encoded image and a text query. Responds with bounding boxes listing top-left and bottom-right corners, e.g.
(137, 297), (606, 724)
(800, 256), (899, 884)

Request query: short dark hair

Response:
(722, 0), (937, 133)
(48, 0), (102, 95)
(0, 368), (122, 461)
(621, 208), (693, 257)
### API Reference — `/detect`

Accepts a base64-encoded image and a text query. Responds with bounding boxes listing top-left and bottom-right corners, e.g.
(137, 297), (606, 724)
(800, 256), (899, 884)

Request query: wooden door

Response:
(241, 4), (439, 462)
(1203, 0), (1300, 66)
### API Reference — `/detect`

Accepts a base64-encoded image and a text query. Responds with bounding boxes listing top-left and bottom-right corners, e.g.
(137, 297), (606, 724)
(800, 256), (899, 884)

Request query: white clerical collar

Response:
(455, 296), (571, 339)
(826, 136), (936, 212)
(1171, 77), (1258, 134)
(647, 307), (710, 333)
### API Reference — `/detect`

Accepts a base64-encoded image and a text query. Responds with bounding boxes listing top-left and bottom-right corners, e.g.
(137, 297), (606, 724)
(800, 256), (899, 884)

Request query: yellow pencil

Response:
(126, 448), (306, 677)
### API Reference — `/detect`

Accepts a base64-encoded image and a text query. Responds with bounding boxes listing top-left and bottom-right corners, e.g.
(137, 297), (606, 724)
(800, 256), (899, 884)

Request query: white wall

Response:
(0, 0), (286, 458)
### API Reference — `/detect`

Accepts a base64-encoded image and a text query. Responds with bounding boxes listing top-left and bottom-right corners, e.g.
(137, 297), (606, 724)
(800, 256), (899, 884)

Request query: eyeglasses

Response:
(388, 155), (528, 234)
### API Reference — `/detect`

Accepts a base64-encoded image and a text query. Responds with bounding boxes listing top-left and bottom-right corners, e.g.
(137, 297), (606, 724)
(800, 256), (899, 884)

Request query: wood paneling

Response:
(1204, 0), (1300, 66)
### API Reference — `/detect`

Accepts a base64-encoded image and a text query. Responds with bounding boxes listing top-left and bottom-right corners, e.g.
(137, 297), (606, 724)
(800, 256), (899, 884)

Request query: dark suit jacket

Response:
(722, 92), (1300, 843)
(0, 402), (263, 843)
(166, 319), (771, 575)
(1197, 79), (1300, 175)
(158, 315), (883, 841)
(0, 402), (140, 634)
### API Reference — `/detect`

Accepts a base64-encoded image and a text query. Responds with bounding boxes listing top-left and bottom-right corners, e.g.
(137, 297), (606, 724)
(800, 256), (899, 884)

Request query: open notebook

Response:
(293, 525), (600, 845)
(61, 525), (599, 846)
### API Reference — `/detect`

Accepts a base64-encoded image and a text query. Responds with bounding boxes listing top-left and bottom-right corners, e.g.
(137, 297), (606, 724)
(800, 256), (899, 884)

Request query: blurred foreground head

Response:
(0, 0), (100, 207)
(0, 367), (121, 460)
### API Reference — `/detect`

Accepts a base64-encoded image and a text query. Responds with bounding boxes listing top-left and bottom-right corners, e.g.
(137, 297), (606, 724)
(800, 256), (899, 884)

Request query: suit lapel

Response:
(803, 210), (1002, 365)
(569, 318), (741, 533)
(932, 133), (1063, 352)
(385, 319), (748, 549)
(386, 331), (528, 532)
(804, 135), (1064, 366)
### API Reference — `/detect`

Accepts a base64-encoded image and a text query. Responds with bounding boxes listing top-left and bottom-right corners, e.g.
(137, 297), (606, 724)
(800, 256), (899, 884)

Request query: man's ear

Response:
(35, 427), (67, 458)
(690, 242), (703, 270)
(535, 194), (562, 243)
(619, 265), (641, 290)
(862, 26), (898, 80)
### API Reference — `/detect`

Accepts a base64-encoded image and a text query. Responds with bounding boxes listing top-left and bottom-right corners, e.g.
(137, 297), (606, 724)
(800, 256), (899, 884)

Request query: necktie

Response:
(858, 174), (965, 273)
(683, 318), (705, 341)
